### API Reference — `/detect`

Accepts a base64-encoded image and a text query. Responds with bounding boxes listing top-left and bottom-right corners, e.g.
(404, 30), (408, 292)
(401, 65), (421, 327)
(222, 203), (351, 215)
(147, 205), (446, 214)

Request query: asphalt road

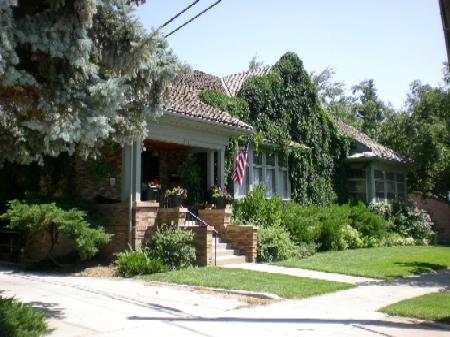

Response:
(1, 267), (449, 337)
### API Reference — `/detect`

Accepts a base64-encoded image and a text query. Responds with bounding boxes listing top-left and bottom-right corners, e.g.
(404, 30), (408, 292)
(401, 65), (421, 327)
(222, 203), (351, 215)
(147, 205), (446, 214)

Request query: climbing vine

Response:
(199, 52), (350, 205)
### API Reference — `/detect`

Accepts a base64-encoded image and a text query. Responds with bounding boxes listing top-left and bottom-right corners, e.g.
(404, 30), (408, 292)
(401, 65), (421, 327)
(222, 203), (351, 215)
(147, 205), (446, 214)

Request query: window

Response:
(278, 154), (289, 199)
(234, 148), (290, 199)
(347, 168), (367, 201)
(373, 169), (407, 203)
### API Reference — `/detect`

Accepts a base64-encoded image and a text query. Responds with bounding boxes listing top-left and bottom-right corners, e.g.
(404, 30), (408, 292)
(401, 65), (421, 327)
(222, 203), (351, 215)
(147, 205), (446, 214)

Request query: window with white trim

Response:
(374, 169), (407, 203)
(234, 149), (290, 199)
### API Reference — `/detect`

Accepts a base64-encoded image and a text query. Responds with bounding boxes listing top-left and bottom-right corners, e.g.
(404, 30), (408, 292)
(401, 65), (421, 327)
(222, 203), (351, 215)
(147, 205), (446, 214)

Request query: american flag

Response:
(232, 144), (249, 186)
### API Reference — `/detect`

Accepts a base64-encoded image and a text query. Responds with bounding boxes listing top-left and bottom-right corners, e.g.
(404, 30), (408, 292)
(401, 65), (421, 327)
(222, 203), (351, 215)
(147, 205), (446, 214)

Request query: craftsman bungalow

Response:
(72, 67), (410, 265)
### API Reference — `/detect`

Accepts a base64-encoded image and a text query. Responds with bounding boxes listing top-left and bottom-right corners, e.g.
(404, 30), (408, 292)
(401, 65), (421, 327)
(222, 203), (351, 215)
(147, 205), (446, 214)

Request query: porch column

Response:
(133, 141), (142, 202)
(217, 147), (225, 188)
(207, 150), (215, 188)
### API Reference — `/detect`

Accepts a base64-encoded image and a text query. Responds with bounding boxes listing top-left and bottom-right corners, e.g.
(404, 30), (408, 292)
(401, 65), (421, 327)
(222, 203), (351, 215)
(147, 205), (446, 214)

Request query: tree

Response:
(0, 200), (112, 262)
(379, 79), (450, 199)
(0, 0), (182, 165)
(248, 55), (264, 70)
(351, 79), (393, 140)
(238, 52), (349, 205)
(311, 67), (361, 129)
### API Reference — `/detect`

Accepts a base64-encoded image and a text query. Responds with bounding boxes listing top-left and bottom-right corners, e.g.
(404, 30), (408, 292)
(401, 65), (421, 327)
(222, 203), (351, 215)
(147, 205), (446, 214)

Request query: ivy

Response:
(199, 52), (350, 206)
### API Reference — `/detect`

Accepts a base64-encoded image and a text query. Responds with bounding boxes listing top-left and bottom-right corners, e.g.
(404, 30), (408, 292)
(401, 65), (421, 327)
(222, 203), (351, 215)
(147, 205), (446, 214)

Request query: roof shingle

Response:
(223, 65), (273, 96)
(166, 70), (252, 131)
(332, 117), (411, 164)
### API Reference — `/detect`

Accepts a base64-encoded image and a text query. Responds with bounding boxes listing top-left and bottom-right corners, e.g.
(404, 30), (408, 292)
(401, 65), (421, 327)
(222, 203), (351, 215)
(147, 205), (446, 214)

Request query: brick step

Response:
(214, 254), (247, 266)
(213, 248), (241, 257)
(211, 241), (232, 250)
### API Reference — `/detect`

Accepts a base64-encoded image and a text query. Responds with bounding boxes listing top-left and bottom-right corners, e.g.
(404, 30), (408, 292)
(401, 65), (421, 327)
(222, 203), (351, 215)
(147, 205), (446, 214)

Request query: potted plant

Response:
(142, 179), (161, 201)
(209, 185), (233, 209)
(165, 185), (187, 208)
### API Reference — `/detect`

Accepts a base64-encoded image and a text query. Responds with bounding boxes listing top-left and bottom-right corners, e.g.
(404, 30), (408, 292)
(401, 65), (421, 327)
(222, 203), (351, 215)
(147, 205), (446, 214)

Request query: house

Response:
(8, 66), (408, 265)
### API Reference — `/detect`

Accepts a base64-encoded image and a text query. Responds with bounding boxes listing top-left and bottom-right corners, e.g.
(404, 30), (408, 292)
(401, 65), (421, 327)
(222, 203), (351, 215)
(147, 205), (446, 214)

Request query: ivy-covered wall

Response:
(199, 52), (350, 205)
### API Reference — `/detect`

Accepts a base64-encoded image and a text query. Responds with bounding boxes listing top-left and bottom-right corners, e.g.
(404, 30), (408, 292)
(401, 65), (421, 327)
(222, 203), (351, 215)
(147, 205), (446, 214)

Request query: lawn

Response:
(380, 291), (450, 324)
(141, 267), (353, 299)
(276, 246), (450, 279)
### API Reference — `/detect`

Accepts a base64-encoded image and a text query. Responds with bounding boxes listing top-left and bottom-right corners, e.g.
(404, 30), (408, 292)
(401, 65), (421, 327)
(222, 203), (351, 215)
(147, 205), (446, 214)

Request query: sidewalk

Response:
(222, 263), (378, 284)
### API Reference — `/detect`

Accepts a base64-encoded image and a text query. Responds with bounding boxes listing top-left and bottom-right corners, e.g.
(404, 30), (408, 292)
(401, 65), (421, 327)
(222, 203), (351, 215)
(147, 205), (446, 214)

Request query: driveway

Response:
(0, 267), (449, 337)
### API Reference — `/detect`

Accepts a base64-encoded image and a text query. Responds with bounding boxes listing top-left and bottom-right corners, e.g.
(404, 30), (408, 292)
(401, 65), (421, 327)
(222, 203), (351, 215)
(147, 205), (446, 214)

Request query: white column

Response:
(207, 150), (215, 188)
(217, 147), (225, 188)
(133, 141), (142, 202)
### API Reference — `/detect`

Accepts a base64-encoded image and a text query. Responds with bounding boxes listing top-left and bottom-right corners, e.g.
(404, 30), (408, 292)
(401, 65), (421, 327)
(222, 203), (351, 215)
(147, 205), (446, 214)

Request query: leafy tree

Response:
(311, 67), (361, 129)
(380, 79), (450, 198)
(351, 79), (393, 140)
(0, 200), (112, 262)
(0, 1), (182, 165)
(248, 55), (264, 70)
(238, 53), (349, 205)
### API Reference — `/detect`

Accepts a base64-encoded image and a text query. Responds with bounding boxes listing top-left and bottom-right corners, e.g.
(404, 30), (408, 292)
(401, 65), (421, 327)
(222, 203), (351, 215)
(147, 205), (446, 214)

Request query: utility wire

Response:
(164, 0), (223, 38)
(158, 0), (201, 30)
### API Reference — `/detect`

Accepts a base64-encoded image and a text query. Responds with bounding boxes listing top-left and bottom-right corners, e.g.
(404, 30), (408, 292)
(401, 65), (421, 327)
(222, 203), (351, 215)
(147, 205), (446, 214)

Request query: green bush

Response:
(0, 200), (111, 261)
(114, 249), (166, 277)
(233, 185), (283, 227)
(0, 297), (49, 337)
(147, 224), (196, 269)
(281, 202), (322, 244)
(257, 225), (296, 262)
(349, 202), (387, 239)
(370, 201), (435, 243)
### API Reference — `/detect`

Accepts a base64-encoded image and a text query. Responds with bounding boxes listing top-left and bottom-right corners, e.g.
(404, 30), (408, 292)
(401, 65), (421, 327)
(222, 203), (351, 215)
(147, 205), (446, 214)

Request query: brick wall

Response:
(198, 207), (258, 263)
(157, 207), (187, 226)
(181, 225), (214, 266)
(133, 202), (159, 249)
(74, 144), (122, 201)
(410, 193), (450, 242)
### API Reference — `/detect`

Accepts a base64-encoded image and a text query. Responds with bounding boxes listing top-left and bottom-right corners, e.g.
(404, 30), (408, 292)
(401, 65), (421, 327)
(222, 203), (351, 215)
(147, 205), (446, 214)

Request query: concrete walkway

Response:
(222, 263), (378, 284)
(0, 267), (449, 337)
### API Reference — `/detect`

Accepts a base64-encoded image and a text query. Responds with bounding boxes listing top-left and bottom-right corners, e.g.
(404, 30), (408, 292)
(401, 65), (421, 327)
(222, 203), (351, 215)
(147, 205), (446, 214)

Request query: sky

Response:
(134, 0), (447, 110)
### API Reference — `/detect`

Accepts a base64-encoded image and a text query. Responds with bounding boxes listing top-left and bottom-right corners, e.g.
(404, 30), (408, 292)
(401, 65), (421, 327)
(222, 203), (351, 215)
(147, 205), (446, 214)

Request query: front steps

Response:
(184, 220), (248, 266)
(211, 237), (247, 266)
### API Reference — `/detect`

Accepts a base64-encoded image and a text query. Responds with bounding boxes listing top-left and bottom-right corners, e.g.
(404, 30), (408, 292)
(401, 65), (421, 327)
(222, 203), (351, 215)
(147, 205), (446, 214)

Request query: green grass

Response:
(141, 267), (353, 299)
(0, 296), (49, 337)
(381, 292), (450, 324)
(276, 246), (450, 279)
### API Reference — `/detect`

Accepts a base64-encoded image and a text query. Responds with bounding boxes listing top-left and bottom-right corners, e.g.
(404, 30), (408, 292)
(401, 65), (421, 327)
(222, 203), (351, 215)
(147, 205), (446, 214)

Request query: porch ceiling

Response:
(143, 139), (190, 151)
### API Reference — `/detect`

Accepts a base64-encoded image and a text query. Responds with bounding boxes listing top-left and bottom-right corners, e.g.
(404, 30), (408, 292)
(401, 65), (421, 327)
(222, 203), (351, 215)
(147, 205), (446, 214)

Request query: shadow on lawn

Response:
(360, 265), (450, 290)
(393, 262), (447, 275)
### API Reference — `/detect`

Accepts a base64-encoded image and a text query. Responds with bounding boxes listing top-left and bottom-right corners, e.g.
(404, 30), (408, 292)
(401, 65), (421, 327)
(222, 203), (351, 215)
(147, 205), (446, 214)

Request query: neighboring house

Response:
(332, 118), (411, 204)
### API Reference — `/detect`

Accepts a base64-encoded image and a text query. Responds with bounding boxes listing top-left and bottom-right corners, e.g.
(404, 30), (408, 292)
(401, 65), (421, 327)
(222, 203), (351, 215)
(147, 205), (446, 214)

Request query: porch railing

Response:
(186, 210), (218, 266)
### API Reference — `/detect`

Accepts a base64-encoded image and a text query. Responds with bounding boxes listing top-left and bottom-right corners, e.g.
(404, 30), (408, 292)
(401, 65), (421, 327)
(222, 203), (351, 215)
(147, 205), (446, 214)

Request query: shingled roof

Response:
(223, 65), (273, 96)
(166, 70), (252, 131)
(332, 117), (411, 164)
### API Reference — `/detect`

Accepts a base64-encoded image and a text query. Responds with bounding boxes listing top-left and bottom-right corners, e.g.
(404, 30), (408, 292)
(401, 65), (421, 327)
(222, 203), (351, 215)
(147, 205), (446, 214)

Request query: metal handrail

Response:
(186, 210), (218, 266)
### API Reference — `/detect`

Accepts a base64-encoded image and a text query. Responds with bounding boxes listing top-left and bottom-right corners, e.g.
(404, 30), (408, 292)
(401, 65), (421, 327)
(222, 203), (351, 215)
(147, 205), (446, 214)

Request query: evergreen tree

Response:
(0, 0), (183, 164)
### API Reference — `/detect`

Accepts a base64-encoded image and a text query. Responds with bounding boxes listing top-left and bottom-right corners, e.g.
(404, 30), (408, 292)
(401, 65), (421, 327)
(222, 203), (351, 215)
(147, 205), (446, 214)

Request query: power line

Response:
(158, 0), (201, 30)
(164, 0), (223, 38)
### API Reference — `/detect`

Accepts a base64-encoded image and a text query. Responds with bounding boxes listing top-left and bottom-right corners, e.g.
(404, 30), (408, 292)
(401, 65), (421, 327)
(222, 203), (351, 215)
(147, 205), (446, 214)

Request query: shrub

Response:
(294, 242), (318, 259)
(257, 225), (296, 262)
(391, 206), (435, 243)
(281, 202), (322, 244)
(233, 185), (283, 227)
(349, 202), (387, 239)
(114, 249), (166, 277)
(0, 296), (49, 337)
(381, 233), (416, 247)
(0, 200), (111, 262)
(147, 224), (196, 269)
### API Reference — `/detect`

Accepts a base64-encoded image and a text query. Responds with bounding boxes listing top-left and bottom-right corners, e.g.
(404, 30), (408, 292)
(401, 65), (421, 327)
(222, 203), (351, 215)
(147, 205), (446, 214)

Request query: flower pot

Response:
(213, 197), (227, 209)
(167, 195), (183, 208)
